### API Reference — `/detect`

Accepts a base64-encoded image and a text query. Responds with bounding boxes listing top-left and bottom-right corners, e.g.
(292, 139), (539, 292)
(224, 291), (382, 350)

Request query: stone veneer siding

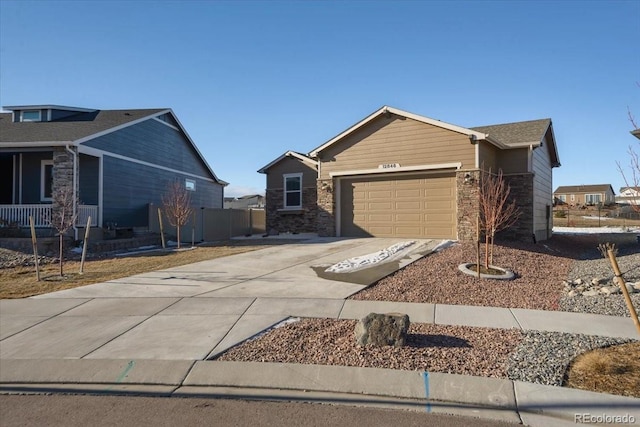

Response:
(52, 147), (76, 197)
(265, 187), (317, 234)
(456, 170), (534, 242)
(51, 146), (79, 219)
(316, 178), (335, 237)
(456, 170), (481, 241)
(500, 173), (534, 242)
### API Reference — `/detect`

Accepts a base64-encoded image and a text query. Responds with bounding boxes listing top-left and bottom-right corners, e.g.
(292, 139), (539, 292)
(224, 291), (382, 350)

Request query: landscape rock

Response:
(600, 286), (619, 296)
(582, 290), (599, 297)
(354, 312), (409, 347)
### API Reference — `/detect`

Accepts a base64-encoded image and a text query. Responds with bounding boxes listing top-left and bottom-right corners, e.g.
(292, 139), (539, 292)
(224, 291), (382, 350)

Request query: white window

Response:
(185, 179), (196, 191)
(22, 110), (41, 122)
(585, 194), (601, 205)
(41, 160), (53, 201)
(283, 173), (302, 209)
(558, 195), (566, 202)
(570, 194), (575, 202)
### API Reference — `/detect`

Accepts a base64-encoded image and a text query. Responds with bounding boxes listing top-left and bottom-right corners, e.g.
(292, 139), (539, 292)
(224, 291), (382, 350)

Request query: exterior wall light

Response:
(464, 173), (474, 184)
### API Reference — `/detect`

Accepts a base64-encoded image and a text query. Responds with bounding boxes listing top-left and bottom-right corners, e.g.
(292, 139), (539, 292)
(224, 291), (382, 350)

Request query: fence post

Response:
(29, 216), (40, 281)
(79, 216), (91, 274)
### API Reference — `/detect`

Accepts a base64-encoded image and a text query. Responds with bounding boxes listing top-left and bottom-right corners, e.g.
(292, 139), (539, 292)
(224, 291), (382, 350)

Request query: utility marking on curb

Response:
(115, 360), (136, 383)
(422, 372), (431, 413)
(104, 360), (136, 391)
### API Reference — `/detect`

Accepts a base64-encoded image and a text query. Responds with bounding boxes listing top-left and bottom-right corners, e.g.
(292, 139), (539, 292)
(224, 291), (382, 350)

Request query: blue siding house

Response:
(0, 104), (227, 232)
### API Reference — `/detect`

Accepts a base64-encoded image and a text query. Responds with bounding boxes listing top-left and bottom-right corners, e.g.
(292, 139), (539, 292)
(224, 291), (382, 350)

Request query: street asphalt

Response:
(1, 235), (639, 426)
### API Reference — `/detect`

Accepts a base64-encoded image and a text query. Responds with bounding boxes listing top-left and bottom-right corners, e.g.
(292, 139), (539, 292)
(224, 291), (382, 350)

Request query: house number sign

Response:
(378, 163), (400, 169)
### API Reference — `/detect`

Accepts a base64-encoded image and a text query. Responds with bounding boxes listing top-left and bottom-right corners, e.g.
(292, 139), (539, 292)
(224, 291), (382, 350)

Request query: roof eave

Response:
(0, 141), (76, 148)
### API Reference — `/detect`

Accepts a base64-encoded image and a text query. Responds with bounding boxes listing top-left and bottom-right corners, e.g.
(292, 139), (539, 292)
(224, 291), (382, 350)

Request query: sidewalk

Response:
(1, 237), (639, 426)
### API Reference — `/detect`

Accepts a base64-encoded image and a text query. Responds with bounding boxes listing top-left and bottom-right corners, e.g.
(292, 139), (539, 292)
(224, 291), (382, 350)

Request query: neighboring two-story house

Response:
(259, 106), (560, 242)
(0, 104), (227, 235)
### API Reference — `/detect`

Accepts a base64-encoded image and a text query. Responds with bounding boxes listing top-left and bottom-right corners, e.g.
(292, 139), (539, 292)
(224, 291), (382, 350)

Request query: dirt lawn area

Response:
(0, 240), (289, 299)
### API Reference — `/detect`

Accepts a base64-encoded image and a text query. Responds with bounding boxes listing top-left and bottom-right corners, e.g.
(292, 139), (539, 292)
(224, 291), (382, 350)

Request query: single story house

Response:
(259, 106), (560, 242)
(0, 104), (227, 234)
(553, 184), (615, 206)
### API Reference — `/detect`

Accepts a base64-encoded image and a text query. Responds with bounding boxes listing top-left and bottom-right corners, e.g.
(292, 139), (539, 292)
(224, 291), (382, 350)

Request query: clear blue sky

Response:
(1, 0), (638, 197)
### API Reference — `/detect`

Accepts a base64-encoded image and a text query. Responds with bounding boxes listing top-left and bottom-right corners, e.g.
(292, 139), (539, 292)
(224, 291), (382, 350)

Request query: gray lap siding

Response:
(78, 154), (99, 205)
(102, 155), (222, 227)
(82, 119), (212, 178)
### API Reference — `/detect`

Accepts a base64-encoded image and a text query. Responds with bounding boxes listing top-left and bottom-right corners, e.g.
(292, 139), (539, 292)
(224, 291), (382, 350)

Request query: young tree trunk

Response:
(59, 233), (64, 276)
(177, 226), (181, 249)
(484, 235), (490, 269)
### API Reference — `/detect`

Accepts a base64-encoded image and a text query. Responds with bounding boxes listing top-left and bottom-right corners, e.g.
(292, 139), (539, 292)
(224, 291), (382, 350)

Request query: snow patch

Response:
(553, 226), (640, 234)
(432, 239), (457, 252)
(325, 241), (416, 273)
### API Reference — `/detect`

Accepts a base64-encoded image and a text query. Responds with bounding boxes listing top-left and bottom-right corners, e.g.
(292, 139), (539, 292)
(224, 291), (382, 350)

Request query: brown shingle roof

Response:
(0, 108), (166, 143)
(471, 118), (552, 146)
(554, 184), (614, 194)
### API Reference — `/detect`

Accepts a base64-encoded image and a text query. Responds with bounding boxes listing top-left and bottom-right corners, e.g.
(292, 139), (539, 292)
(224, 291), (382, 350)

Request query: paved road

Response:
(0, 394), (519, 427)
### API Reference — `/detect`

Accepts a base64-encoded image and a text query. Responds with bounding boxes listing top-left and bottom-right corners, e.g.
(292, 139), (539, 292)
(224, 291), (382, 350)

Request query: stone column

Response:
(456, 170), (481, 241)
(316, 178), (335, 236)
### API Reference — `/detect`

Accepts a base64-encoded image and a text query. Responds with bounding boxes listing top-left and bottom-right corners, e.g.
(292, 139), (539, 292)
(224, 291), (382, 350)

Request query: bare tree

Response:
(48, 184), (77, 276)
(161, 180), (192, 249)
(479, 168), (520, 268)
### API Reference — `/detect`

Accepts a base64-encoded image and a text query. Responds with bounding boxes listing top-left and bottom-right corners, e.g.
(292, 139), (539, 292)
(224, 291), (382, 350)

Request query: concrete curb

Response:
(3, 360), (639, 426)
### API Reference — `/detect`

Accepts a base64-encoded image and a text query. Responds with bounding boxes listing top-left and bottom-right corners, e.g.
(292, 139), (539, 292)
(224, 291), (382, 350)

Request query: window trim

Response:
(283, 173), (303, 209)
(40, 160), (53, 201)
(21, 110), (42, 122)
(185, 178), (196, 191)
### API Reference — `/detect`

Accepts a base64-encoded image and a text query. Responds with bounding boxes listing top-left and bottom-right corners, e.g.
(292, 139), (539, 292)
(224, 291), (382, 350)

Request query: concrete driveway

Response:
(1, 237), (440, 361)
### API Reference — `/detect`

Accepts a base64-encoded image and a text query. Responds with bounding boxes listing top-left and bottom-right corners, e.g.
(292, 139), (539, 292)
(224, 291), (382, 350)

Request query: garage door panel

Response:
(368, 190), (392, 198)
(367, 225), (394, 235)
(395, 189), (422, 198)
(396, 213), (421, 221)
(341, 173), (456, 238)
(369, 214), (393, 222)
(395, 201), (421, 210)
(368, 202), (393, 210)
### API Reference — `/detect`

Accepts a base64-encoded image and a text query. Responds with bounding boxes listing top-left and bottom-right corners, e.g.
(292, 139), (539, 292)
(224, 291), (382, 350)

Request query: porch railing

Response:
(0, 204), (98, 228)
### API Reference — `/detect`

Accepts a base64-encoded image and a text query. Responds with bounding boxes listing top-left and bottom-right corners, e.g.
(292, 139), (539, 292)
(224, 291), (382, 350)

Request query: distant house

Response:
(223, 194), (265, 209)
(259, 106), (560, 242)
(616, 187), (640, 205)
(553, 184), (615, 206)
(0, 104), (227, 233)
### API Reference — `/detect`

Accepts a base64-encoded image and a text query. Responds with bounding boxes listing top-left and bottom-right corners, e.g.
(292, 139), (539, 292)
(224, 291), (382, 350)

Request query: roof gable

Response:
(258, 150), (317, 173)
(472, 118), (560, 167)
(309, 106), (488, 157)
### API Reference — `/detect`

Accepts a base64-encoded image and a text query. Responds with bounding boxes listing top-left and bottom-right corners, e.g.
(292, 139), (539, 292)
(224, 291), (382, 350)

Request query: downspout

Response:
(65, 145), (78, 240)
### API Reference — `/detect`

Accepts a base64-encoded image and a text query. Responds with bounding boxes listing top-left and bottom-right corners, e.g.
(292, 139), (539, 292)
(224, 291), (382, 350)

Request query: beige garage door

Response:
(340, 172), (456, 239)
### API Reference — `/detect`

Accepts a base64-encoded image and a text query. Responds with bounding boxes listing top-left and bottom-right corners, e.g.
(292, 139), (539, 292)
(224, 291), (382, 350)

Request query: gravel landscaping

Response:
(217, 233), (640, 392)
(217, 319), (524, 378)
(351, 234), (640, 316)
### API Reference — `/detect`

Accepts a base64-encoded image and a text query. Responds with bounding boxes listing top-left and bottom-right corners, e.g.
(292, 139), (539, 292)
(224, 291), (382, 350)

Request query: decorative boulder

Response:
(354, 312), (410, 347)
